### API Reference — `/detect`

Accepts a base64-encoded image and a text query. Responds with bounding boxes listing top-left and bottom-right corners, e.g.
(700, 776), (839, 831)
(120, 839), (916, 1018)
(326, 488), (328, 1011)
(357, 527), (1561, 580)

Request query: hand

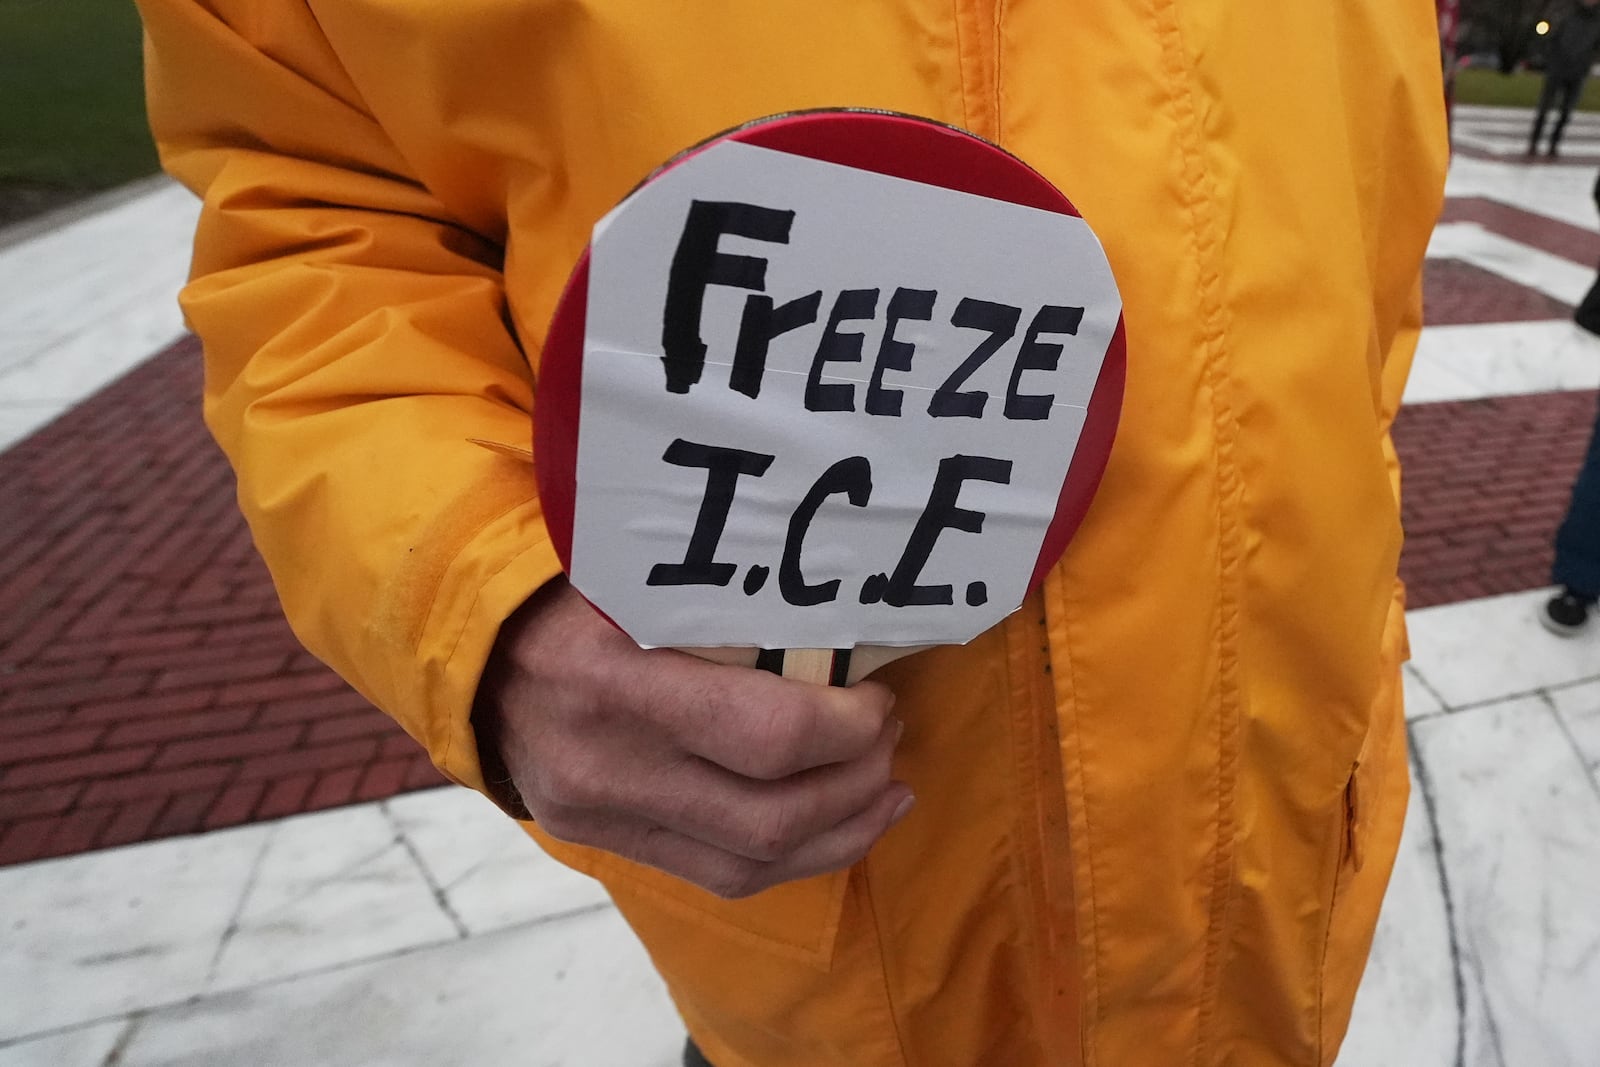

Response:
(475, 579), (914, 899)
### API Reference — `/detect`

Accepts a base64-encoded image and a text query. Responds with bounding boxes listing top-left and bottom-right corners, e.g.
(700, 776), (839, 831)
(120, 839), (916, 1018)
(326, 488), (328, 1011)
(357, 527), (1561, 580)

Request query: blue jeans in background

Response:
(1554, 397), (1600, 598)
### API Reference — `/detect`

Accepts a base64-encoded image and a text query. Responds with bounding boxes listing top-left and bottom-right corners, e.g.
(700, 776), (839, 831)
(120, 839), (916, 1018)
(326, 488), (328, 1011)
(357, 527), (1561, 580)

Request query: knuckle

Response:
(705, 860), (765, 900)
(532, 761), (605, 811)
(744, 697), (815, 778)
(742, 798), (809, 862)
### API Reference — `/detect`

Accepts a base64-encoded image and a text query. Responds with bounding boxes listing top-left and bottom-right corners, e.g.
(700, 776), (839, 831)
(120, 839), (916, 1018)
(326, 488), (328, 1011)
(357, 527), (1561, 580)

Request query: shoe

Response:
(1540, 588), (1595, 637)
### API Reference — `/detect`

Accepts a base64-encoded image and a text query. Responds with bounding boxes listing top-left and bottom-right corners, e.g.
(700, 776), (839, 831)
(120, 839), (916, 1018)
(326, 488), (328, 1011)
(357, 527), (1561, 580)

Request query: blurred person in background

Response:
(1542, 411), (1600, 635)
(1547, 172), (1600, 637)
(1529, 0), (1600, 157)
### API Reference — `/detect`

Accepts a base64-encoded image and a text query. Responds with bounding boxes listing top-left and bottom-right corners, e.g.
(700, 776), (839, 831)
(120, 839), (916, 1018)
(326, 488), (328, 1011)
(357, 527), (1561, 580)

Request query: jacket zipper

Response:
(951, 0), (1002, 141)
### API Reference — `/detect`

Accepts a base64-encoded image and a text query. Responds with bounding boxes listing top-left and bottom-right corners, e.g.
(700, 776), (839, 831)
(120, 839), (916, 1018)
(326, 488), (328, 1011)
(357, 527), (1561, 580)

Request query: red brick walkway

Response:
(1439, 197), (1600, 267)
(1394, 389), (1598, 608)
(1423, 257), (1574, 325)
(0, 337), (443, 866)
(3, 200), (1598, 866)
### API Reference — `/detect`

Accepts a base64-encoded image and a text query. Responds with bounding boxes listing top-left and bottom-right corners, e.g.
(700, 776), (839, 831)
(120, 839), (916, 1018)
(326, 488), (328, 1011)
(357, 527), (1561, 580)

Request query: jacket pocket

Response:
(526, 823), (851, 969)
(1340, 592), (1408, 876)
(1318, 590), (1412, 1063)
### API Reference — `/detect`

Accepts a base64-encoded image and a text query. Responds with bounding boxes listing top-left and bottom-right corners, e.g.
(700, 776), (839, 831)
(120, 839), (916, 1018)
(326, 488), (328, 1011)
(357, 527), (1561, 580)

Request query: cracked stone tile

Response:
(117, 906), (681, 1067)
(1340, 752), (1458, 1067)
(1409, 695), (1600, 1066)
(0, 826), (266, 1041)
(204, 805), (459, 994)
(0, 1019), (129, 1067)
(384, 787), (609, 937)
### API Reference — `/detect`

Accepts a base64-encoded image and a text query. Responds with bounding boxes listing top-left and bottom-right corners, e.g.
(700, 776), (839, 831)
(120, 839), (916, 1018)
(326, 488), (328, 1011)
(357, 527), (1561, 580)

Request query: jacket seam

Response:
(991, 0), (1006, 136)
(859, 868), (913, 1065)
(950, 0), (974, 132)
(1049, 569), (1102, 1067)
(1145, 0), (1247, 1062)
(1000, 605), (1058, 1062)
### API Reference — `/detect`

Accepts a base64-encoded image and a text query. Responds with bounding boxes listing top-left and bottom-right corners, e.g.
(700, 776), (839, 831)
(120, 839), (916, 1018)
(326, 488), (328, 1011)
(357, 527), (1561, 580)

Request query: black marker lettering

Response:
(865, 288), (936, 416)
(805, 289), (879, 412)
(1005, 304), (1084, 420)
(929, 299), (1021, 418)
(660, 201), (796, 394)
(780, 456), (873, 606)
(882, 455), (1013, 606)
(647, 439), (774, 587)
(730, 290), (822, 398)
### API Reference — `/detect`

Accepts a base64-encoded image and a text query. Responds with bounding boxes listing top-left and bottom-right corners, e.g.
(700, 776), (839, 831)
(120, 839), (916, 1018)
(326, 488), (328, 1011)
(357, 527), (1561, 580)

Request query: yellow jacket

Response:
(138, 2), (1447, 1064)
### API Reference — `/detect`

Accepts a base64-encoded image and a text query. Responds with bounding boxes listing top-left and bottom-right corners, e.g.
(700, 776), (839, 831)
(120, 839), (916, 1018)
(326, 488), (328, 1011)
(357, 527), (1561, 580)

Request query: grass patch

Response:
(0, 0), (159, 196)
(1453, 67), (1600, 111)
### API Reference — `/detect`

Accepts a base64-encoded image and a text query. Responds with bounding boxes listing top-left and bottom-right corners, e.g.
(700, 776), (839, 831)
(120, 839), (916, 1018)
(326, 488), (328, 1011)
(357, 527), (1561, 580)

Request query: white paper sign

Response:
(571, 140), (1120, 649)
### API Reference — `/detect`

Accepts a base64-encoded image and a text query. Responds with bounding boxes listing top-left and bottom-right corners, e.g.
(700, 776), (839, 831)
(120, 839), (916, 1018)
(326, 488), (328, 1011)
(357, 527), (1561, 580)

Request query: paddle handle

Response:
(756, 648), (853, 687)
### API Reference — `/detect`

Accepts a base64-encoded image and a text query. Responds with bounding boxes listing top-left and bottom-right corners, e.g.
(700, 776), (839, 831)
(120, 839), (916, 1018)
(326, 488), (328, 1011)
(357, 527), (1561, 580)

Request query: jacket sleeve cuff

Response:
(413, 497), (565, 811)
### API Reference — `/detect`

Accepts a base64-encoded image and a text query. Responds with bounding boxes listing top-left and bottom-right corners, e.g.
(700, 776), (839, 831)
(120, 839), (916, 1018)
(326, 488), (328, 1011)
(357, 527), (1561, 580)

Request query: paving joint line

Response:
(1539, 690), (1600, 803)
(379, 800), (471, 940)
(1405, 727), (1468, 1067)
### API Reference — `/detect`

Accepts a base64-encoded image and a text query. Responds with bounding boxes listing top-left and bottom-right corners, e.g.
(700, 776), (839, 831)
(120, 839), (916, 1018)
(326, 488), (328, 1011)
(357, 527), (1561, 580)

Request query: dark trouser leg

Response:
(684, 1038), (716, 1067)
(1553, 397), (1600, 598)
(1532, 76), (1562, 151)
(1550, 76), (1586, 153)
(1576, 260), (1600, 332)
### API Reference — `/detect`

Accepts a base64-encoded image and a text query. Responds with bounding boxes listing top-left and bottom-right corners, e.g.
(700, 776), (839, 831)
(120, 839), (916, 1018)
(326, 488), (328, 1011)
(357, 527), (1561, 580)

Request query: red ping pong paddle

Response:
(529, 110), (1125, 686)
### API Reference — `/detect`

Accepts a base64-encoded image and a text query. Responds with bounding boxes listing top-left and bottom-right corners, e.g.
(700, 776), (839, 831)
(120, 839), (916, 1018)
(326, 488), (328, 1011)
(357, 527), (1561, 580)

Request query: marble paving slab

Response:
(0, 1020), (128, 1067)
(1405, 320), (1600, 406)
(1338, 754), (1458, 1067)
(0, 179), (197, 455)
(1408, 695), (1600, 1067)
(1406, 589), (1600, 710)
(1444, 152), (1600, 235)
(1452, 129), (1600, 158)
(384, 788), (610, 937)
(1404, 664), (1447, 721)
(0, 824), (267, 1041)
(203, 805), (461, 994)
(1427, 222), (1594, 306)
(0, 182), (196, 350)
(114, 907), (683, 1067)
(1547, 677), (1600, 777)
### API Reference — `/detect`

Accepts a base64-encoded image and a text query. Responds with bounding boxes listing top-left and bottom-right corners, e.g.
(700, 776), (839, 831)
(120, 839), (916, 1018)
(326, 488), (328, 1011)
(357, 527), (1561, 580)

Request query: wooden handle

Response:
(754, 648), (854, 686)
(780, 649), (838, 686)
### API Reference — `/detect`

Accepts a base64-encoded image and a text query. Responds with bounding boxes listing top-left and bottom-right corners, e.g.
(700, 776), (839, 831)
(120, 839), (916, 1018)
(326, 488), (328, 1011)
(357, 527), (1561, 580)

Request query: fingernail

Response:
(893, 718), (905, 745)
(890, 794), (916, 826)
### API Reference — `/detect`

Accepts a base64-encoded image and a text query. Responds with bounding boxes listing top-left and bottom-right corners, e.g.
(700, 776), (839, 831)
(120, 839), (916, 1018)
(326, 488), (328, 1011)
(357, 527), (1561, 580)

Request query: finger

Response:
(635, 715), (902, 862)
(627, 651), (896, 779)
(570, 815), (770, 900)
(752, 782), (916, 893)
(581, 782), (914, 900)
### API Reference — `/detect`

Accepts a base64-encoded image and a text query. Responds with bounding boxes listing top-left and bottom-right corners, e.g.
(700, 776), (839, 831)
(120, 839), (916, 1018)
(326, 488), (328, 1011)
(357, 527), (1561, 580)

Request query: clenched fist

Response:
(475, 579), (914, 899)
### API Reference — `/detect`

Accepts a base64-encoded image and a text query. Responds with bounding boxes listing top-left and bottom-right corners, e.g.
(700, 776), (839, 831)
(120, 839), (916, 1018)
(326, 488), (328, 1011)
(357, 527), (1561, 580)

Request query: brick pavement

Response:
(1423, 257), (1574, 325)
(1439, 197), (1600, 267)
(1393, 388), (1598, 609)
(0, 337), (443, 866)
(3, 198), (1599, 866)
